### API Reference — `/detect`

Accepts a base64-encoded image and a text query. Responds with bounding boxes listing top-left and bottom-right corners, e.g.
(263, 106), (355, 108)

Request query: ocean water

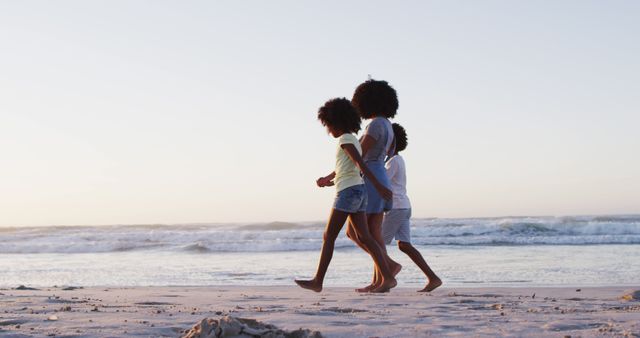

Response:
(1, 215), (639, 288)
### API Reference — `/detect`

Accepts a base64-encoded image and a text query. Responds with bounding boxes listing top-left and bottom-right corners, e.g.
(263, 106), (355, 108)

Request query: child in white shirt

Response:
(382, 123), (442, 292)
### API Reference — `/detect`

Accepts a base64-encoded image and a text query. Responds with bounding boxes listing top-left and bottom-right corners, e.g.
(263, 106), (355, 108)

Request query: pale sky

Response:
(1, 1), (639, 226)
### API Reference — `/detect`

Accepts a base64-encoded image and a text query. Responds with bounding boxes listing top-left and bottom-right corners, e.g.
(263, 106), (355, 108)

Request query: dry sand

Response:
(0, 286), (638, 337)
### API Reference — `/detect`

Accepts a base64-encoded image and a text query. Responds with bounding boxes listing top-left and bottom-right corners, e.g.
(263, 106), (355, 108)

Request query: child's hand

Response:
(376, 184), (393, 200)
(316, 176), (334, 187)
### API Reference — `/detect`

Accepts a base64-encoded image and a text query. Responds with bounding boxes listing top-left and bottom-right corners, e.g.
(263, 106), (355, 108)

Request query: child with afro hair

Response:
(295, 97), (397, 293)
(382, 123), (442, 292)
(346, 79), (403, 292)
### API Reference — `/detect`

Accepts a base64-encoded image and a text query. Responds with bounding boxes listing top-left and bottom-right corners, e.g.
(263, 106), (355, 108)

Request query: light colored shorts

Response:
(333, 184), (367, 213)
(382, 208), (411, 244)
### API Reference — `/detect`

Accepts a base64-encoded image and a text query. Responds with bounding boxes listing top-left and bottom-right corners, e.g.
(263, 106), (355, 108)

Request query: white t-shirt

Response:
(385, 154), (411, 209)
(335, 134), (364, 192)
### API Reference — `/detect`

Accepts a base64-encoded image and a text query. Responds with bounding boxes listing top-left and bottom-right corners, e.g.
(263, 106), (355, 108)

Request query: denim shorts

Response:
(363, 160), (393, 214)
(333, 184), (368, 213)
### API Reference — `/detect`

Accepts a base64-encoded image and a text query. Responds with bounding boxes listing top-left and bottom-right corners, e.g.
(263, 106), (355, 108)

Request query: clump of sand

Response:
(621, 290), (640, 301)
(182, 316), (322, 338)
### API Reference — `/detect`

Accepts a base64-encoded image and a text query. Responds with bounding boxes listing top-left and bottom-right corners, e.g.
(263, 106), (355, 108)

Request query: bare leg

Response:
(295, 209), (349, 292)
(398, 241), (442, 292)
(346, 222), (379, 292)
(349, 212), (397, 293)
(369, 213), (402, 276)
(346, 221), (369, 252)
(355, 213), (402, 292)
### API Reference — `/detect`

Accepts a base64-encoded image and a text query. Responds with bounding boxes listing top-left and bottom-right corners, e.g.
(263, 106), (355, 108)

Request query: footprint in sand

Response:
(134, 301), (176, 306)
(320, 307), (368, 313)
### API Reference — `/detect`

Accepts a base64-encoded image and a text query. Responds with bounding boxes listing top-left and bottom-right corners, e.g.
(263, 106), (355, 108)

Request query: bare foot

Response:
(356, 283), (377, 293)
(391, 263), (402, 277)
(418, 277), (442, 293)
(295, 279), (322, 293)
(371, 278), (397, 293)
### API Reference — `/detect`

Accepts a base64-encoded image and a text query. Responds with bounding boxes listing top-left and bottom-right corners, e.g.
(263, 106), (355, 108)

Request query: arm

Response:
(385, 157), (398, 180)
(359, 134), (376, 159)
(341, 144), (392, 200)
(359, 119), (384, 159)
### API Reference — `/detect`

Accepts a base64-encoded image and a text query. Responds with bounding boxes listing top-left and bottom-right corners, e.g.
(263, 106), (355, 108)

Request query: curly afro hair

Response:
(317, 98), (362, 134)
(392, 123), (408, 152)
(351, 79), (399, 119)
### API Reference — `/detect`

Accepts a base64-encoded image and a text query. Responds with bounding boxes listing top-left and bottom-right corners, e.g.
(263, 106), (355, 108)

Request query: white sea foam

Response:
(1, 215), (639, 254)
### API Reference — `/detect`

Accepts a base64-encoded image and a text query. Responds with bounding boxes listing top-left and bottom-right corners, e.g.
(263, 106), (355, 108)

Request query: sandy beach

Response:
(0, 285), (638, 337)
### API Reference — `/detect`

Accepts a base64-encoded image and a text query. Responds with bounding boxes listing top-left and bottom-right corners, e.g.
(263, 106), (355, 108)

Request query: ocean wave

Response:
(238, 221), (308, 231)
(181, 242), (212, 253)
(1, 215), (639, 254)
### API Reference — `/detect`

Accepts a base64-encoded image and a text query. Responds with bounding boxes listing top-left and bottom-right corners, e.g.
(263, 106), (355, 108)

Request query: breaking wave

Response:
(1, 215), (639, 254)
